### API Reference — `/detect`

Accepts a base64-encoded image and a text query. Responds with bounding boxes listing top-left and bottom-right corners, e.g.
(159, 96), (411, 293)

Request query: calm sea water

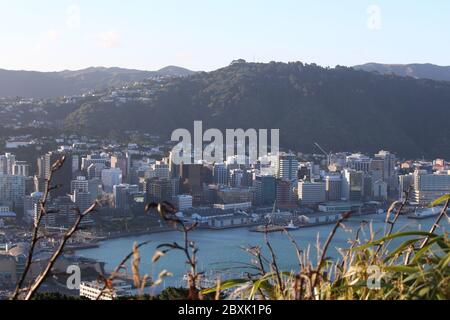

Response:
(77, 214), (448, 288)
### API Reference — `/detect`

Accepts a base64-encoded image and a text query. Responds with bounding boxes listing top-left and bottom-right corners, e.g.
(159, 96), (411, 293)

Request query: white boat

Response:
(408, 207), (442, 220)
(285, 220), (299, 230)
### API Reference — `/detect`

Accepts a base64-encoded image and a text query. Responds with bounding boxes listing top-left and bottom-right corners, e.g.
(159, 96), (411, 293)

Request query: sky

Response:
(0, 0), (449, 72)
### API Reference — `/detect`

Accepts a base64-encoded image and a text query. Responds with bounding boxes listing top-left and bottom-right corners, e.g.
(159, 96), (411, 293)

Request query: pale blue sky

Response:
(0, 0), (449, 71)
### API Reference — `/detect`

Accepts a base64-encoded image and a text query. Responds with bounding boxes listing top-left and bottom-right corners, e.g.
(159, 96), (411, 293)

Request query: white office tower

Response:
(413, 170), (450, 204)
(23, 191), (44, 224)
(298, 181), (326, 205)
(374, 150), (397, 191)
(71, 176), (89, 194)
(174, 195), (193, 211)
(0, 153), (16, 175)
(346, 153), (371, 173)
(101, 168), (123, 193)
(12, 161), (30, 177)
(276, 153), (299, 181)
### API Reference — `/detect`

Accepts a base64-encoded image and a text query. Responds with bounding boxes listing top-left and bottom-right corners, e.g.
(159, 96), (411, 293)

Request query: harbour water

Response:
(76, 214), (448, 289)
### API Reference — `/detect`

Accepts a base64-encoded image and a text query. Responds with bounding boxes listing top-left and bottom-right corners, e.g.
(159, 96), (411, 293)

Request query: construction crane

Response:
(314, 142), (332, 167)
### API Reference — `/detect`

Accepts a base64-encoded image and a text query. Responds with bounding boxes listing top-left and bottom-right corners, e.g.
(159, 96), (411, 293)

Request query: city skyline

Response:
(1, 0), (450, 71)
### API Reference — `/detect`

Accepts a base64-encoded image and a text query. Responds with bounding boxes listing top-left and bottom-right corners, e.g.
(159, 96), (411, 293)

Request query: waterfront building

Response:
(318, 201), (363, 214)
(213, 202), (252, 211)
(298, 181), (326, 205)
(413, 170), (450, 204)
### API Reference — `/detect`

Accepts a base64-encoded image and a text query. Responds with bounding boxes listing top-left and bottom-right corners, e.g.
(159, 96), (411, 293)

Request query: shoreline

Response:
(81, 212), (387, 246)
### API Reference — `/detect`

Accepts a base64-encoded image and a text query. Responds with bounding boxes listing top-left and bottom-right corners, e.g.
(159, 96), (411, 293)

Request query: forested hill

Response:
(64, 61), (450, 158)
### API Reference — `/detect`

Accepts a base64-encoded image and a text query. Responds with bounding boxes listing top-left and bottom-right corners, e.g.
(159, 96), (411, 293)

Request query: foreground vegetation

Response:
(142, 196), (449, 300)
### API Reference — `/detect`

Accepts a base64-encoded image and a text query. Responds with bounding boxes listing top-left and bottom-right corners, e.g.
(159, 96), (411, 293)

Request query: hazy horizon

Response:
(1, 0), (450, 72)
(2, 61), (450, 74)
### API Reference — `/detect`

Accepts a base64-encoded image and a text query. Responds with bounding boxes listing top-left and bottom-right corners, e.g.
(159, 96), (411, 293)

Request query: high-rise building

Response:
(253, 175), (276, 206)
(346, 153), (371, 173)
(413, 170), (450, 204)
(374, 150), (397, 192)
(81, 154), (109, 171)
(373, 180), (388, 201)
(342, 169), (364, 201)
(173, 195), (193, 211)
(363, 174), (373, 201)
(229, 169), (244, 188)
(398, 174), (414, 200)
(39, 196), (76, 227)
(24, 191), (43, 224)
(88, 179), (102, 203)
(101, 168), (123, 193)
(0, 175), (25, 206)
(87, 163), (106, 180)
(72, 189), (92, 213)
(111, 154), (130, 182)
(0, 153), (16, 175)
(113, 184), (139, 210)
(276, 153), (299, 181)
(71, 176), (89, 194)
(37, 152), (73, 197)
(325, 175), (342, 201)
(33, 175), (46, 193)
(144, 178), (172, 203)
(213, 163), (228, 185)
(145, 161), (170, 180)
(12, 161), (30, 177)
(180, 164), (202, 195)
(276, 179), (297, 209)
(298, 181), (326, 205)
